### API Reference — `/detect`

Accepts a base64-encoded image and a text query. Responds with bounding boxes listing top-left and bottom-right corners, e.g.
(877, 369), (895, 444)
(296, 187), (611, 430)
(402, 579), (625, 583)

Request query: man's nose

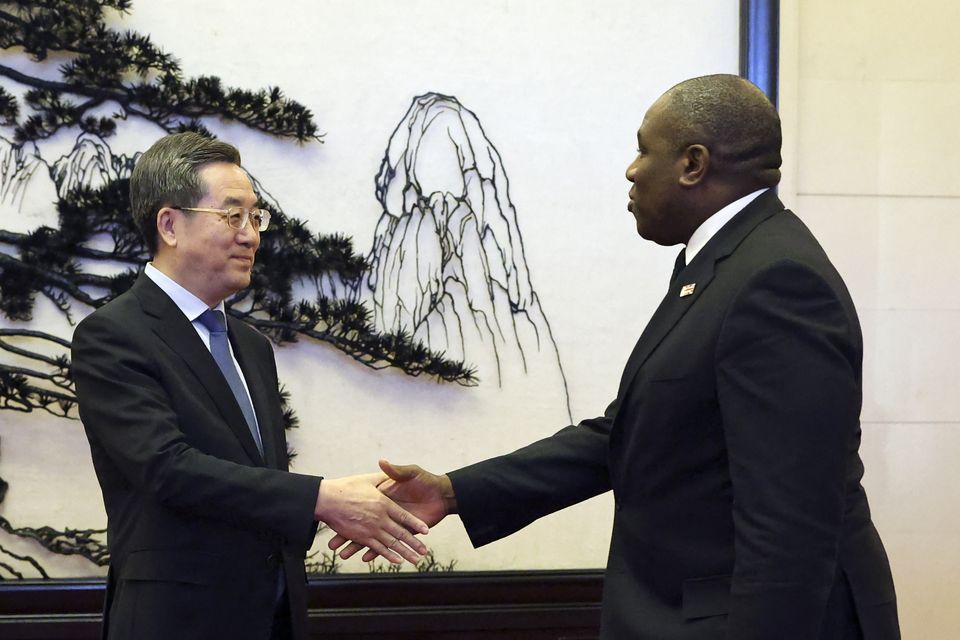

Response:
(236, 222), (260, 248)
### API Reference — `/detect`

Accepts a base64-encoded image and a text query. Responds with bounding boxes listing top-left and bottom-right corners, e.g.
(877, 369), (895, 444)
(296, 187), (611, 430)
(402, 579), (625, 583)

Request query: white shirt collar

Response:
(144, 263), (225, 322)
(685, 188), (768, 264)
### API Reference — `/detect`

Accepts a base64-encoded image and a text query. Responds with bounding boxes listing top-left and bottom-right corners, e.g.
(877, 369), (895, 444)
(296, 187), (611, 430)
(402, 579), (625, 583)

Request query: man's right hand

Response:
(328, 459), (456, 562)
(314, 471), (430, 564)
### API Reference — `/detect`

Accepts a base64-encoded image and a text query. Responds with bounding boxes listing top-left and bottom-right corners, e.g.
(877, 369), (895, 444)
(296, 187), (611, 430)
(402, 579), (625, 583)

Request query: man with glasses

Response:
(71, 132), (429, 640)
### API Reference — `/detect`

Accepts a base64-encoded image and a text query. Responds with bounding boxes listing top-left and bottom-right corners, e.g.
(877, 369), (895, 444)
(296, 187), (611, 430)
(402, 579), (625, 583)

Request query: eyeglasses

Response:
(173, 206), (271, 232)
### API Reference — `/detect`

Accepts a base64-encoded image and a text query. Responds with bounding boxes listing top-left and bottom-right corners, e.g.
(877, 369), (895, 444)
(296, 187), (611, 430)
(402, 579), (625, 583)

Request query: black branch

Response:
(0, 515), (108, 575)
(0, 0), (476, 579)
(0, 2), (321, 143)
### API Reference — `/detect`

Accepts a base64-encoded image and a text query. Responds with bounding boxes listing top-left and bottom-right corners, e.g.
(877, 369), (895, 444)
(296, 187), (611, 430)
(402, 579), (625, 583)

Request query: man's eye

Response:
(250, 211), (263, 225)
(228, 211), (245, 226)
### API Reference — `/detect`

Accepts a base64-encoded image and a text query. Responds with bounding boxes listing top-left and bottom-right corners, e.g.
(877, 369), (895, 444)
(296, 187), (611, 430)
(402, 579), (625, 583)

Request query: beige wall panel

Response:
(859, 309), (960, 423)
(800, 1), (960, 83)
(875, 81), (960, 196)
(879, 533), (960, 640)
(796, 78), (960, 196)
(861, 422), (960, 534)
(874, 196), (960, 309)
(797, 0), (960, 197)
(860, 422), (960, 637)
(796, 78), (883, 195)
(800, 195), (960, 312)
(795, 194), (881, 311)
(797, 79), (960, 196)
(785, 0), (958, 634)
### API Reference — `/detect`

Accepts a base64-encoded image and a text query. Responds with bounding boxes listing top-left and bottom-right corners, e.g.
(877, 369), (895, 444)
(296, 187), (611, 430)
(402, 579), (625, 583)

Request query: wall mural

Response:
(0, 1), (567, 578)
(362, 93), (571, 417)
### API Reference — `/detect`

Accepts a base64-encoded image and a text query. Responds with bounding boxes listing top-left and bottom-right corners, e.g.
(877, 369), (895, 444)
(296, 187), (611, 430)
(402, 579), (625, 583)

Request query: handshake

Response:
(313, 460), (456, 565)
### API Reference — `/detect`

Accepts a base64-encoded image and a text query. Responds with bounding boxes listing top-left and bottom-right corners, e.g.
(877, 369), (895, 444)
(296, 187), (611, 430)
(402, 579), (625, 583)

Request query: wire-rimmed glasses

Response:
(173, 206), (271, 232)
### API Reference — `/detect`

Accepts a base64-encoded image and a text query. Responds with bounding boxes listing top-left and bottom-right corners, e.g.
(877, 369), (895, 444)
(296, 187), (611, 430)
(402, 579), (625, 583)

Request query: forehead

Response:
(637, 96), (670, 144)
(197, 162), (256, 206)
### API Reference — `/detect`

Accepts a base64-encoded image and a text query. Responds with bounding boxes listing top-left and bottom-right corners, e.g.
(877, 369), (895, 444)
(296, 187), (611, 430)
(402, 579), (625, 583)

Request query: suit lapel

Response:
(131, 275), (267, 466)
(616, 259), (715, 400)
(617, 191), (785, 398)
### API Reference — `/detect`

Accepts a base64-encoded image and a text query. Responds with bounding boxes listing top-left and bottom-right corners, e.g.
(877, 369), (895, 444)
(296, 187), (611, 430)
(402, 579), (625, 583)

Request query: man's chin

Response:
(227, 273), (253, 295)
(635, 219), (654, 242)
(635, 222), (676, 247)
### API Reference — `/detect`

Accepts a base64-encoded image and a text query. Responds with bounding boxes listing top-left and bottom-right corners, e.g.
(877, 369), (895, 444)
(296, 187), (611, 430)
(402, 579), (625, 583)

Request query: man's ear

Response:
(679, 144), (710, 187)
(156, 207), (179, 249)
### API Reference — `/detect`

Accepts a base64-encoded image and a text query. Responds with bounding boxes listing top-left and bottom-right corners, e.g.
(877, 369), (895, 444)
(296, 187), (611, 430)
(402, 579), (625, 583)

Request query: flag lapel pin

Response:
(679, 283), (696, 297)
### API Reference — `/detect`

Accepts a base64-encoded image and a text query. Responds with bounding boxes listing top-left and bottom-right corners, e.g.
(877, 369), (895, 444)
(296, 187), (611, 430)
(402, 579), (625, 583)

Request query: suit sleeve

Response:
(716, 259), (861, 638)
(71, 311), (320, 552)
(449, 401), (616, 547)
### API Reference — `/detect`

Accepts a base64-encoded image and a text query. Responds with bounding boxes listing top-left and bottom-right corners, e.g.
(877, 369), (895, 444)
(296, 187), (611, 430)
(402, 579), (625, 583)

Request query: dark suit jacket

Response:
(72, 274), (321, 640)
(450, 192), (899, 639)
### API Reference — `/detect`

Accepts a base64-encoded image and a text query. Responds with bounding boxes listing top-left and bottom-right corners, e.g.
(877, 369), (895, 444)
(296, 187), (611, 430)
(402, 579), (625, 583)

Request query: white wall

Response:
(0, 1), (739, 576)
(779, 1), (960, 636)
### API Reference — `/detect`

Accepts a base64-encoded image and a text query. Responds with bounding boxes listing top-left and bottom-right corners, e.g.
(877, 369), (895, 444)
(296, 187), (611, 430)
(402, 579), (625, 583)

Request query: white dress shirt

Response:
(144, 263), (259, 428)
(685, 188), (768, 264)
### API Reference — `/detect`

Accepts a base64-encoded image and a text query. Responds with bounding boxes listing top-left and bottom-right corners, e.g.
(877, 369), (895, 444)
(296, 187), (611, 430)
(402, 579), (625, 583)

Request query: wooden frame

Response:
(0, 571), (603, 639)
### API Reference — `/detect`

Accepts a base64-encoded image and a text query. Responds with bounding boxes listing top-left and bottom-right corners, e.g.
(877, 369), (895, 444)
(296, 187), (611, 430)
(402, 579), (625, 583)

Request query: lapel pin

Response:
(679, 283), (696, 297)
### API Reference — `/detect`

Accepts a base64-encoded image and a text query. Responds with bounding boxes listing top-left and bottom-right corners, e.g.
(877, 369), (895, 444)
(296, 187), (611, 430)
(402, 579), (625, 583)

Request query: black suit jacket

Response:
(450, 192), (899, 639)
(72, 274), (321, 640)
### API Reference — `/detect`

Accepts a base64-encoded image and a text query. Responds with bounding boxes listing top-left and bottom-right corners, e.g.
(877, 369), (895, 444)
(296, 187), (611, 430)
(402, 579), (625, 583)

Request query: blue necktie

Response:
(198, 309), (264, 456)
(198, 310), (284, 600)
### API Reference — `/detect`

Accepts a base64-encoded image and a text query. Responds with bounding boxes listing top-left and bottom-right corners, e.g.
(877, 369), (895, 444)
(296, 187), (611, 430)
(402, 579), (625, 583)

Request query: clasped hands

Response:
(316, 460), (454, 565)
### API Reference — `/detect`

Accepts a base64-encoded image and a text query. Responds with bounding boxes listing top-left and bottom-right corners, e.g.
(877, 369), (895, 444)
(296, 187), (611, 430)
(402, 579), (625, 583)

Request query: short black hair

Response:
(663, 74), (781, 188)
(129, 132), (241, 254)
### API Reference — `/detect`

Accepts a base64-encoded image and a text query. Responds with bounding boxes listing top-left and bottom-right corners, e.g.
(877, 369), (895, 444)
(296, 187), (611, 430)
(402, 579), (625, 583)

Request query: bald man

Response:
(334, 75), (899, 640)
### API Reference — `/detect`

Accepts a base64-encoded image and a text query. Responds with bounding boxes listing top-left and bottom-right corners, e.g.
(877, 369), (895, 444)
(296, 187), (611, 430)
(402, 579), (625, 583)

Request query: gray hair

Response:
(663, 74), (782, 188)
(130, 132), (241, 254)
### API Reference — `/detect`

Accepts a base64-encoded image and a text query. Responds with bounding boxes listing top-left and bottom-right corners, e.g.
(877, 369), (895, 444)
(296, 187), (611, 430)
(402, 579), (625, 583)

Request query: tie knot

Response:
(198, 309), (227, 334)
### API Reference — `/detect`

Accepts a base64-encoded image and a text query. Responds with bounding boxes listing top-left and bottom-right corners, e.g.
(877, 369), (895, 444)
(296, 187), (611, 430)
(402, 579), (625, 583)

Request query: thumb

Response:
(379, 459), (420, 481)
